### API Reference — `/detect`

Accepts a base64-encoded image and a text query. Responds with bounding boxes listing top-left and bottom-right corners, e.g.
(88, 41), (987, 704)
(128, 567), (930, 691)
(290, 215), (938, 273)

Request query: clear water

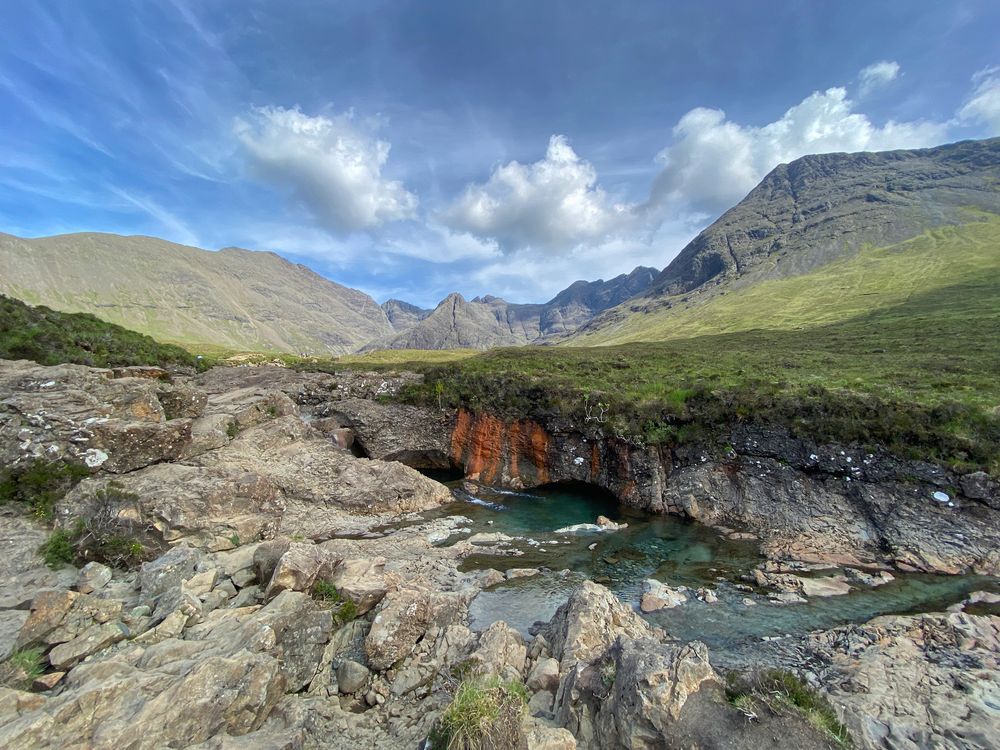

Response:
(424, 481), (999, 649)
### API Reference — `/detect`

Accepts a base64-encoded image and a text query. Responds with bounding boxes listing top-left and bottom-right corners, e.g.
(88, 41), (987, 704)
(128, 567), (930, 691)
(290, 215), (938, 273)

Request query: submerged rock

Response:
(640, 580), (689, 612)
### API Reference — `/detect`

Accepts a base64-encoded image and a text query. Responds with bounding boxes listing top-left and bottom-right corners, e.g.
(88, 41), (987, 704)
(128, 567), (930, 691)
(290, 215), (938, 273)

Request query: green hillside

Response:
(0, 295), (196, 369)
(569, 212), (1000, 345)
(395, 218), (1000, 475)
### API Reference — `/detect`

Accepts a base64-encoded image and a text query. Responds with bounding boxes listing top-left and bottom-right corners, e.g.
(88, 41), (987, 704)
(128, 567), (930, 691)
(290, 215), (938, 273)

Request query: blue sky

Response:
(1, 1), (998, 307)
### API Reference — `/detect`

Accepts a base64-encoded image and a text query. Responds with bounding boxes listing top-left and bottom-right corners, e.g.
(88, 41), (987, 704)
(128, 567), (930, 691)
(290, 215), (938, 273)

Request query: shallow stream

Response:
(422, 481), (999, 650)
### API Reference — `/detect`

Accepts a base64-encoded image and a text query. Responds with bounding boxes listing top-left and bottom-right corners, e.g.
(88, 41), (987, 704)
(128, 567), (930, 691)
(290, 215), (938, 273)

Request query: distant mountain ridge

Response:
(0, 232), (394, 355)
(648, 137), (1000, 298)
(367, 266), (659, 350)
(570, 137), (1000, 344)
(0, 231), (658, 354)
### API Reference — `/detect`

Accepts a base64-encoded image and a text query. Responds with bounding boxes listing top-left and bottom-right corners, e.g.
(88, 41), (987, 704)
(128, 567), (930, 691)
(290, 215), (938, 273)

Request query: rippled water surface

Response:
(422, 481), (998, 648)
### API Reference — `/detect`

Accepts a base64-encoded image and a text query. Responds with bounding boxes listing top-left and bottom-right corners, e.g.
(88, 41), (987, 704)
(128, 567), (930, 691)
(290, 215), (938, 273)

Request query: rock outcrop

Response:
(806, 611), (1000, 750)
(337, 400), (1000, 575)
(2, 359), (996, 749)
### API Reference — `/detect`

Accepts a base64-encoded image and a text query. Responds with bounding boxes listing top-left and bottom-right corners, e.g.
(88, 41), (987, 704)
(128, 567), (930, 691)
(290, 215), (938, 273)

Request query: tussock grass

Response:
(396, 266), (1000, 474)
(728, 669), (853, 748)
(0, 648), (45, 690)
(430, 675), (528, 750)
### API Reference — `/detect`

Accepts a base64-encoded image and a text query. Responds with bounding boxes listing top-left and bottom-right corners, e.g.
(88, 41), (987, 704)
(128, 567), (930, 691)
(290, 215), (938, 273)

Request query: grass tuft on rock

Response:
(429, 675), (528, 750)
(310, 580), (358, 624)
(727, 669), (853, 748)
(0, 459), (90, 521)
(0, 648), (45, 690)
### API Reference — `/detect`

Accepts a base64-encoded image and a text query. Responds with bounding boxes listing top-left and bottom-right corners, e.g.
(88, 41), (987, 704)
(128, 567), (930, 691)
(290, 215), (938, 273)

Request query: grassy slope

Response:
(334, 348), (480, 367)
(387, 218), (1000, 474)
(570, 213), (1000, 346)
(0, 295), (196, 369)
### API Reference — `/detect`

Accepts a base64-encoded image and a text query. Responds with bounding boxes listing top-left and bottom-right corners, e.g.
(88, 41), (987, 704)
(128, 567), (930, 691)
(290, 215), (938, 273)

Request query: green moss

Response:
(429, 675), (528, 750)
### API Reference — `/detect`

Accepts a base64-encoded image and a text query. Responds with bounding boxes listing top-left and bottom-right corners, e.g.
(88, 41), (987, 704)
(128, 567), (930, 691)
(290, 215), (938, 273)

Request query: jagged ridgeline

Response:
(0, 295), (195, 369)
(570, 137), (1000, 344)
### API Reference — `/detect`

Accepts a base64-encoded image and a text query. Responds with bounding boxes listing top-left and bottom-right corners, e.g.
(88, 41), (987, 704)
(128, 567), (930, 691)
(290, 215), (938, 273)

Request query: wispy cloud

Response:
(107, 186), (201, 247)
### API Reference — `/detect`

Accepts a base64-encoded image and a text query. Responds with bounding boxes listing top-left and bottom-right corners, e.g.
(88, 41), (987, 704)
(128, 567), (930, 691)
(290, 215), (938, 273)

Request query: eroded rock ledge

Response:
(334, 400), (1000, 575)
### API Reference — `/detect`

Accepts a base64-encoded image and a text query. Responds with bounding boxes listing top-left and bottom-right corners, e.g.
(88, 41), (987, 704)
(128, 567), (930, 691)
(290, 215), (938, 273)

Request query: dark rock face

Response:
(381, 299), (431, 332)
(649, 138), (1000, 297)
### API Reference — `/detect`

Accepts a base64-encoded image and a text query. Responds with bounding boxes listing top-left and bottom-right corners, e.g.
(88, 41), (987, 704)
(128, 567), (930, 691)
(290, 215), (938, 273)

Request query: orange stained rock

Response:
(450, 410), (551, 486)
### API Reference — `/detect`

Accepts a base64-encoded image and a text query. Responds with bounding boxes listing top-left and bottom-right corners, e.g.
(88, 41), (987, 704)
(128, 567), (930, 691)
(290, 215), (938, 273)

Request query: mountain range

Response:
(0, 231), (657, 354)
(2, 137), (998, 355)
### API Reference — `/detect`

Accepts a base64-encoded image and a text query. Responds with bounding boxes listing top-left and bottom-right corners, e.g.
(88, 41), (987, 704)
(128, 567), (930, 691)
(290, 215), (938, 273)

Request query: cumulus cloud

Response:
(959, 66), (1000, 134)
(382, 225), (501, 264)
(235, 106), (417, 234)
(441, 135), (634, 253)
(648, 87), (949, 215)
(858, 60), (901, 97)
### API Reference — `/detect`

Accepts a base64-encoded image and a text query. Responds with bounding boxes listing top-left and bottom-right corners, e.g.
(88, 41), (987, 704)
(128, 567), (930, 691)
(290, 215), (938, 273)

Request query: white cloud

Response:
(649, 87), (949, 215)
(382, 226), (501, 264)
(959, 66), (1000, 134)
(463, 216), (700, 303)
(859, 60), (901, 97)
(442, 135), (635, 253)
(235, 106), (417, 234)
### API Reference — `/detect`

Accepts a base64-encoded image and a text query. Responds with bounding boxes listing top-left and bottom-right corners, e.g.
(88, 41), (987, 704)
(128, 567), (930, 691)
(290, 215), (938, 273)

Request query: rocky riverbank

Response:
(1, 360), (997, 748)
(333, 399), (1000, 576)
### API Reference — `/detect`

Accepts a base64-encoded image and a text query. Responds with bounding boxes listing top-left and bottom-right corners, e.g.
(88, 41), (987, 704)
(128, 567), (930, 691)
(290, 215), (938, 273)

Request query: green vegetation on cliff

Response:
(394, 220), (1000, 475)
(0, 294), (195, 369)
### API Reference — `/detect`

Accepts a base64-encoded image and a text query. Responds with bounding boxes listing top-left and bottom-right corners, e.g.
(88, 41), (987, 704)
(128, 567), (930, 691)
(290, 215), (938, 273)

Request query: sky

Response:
(1, 1), (999, 308)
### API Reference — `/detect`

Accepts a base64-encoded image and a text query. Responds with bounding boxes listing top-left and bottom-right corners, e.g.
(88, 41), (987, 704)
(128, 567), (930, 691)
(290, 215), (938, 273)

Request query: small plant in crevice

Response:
(0, 647), (45, 690)
(226, 421), (239, 440)
(39, 482), (160, 570)
(599, 658), (617, 690)
(310, 580), (357, 624)
(0, 459), (90, 520)
(428, 674), (528, 750)
(39, 529), (76, 569)
(72, 483), (159, 569)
